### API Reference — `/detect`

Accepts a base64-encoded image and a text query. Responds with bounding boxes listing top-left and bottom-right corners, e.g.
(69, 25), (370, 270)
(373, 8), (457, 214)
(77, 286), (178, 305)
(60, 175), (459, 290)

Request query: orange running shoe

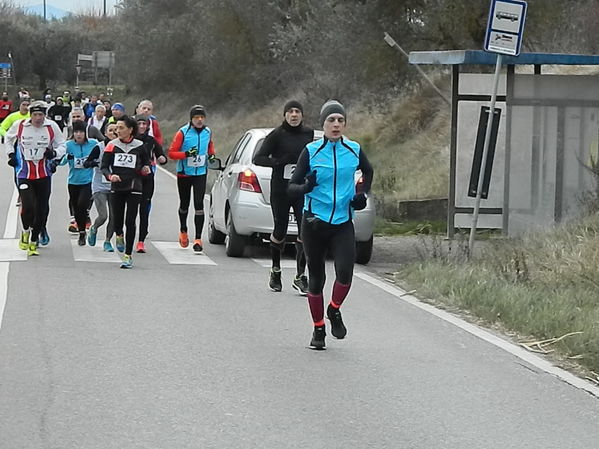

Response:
(136, 241), (146, 253)
(192, 239), (203, 253)
(179, 231), (189, 248)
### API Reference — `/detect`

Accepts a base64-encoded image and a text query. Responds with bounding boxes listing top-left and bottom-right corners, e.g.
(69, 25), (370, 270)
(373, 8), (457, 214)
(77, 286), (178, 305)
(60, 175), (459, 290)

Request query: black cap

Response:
(135, 114), (149, 123)
(72, 120), (87, 133)
(189, 104), (206, 119)
(283, 100), (303, 115)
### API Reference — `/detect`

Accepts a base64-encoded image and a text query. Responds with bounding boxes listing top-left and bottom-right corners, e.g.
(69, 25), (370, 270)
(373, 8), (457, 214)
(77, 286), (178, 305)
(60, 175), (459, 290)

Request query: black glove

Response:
(303, 170), (317, 194)
(83, 159), (98, 168)
(350, 193), (367, 211)
(185, 147), (198, 157)
(67, 153), (74, 160)
(44, 148), (56, 160)
(7, 153), (17, 167)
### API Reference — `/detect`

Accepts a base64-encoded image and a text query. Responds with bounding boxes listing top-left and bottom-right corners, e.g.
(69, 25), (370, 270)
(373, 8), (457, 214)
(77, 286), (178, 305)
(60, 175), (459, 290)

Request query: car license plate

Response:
(289, 213), (296, 224)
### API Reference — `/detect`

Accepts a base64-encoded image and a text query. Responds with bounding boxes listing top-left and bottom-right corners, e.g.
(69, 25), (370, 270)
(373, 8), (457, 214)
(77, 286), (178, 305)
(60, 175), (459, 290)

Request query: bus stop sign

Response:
(484, 0), (527, 56)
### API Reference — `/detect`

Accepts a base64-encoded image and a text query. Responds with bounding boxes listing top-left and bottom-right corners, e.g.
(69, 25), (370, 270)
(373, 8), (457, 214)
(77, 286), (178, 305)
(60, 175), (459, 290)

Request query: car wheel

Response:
(225, 214), (246, 257)
(208, 214), (226, 244)
(355, 235), (373, 265)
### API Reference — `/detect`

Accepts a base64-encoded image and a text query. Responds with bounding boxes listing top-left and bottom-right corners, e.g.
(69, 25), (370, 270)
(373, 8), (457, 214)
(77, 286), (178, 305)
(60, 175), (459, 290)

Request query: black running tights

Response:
(138, 174), (155, 242)
(68, 183), (92, 232)
(177, 175), (206, 240)
(19, 177), (51, 243)
(301, 217), (355, 295)
(111, 190), (142, 255)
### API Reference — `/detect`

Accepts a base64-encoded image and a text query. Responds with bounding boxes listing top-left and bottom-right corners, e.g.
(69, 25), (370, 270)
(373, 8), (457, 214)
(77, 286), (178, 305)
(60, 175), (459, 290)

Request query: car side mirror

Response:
(209, 157), (224, 171)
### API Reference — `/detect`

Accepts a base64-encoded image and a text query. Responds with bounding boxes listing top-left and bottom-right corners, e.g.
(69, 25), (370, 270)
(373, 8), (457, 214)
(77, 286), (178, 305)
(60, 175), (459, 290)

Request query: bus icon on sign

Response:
(496, 11), (518, 22)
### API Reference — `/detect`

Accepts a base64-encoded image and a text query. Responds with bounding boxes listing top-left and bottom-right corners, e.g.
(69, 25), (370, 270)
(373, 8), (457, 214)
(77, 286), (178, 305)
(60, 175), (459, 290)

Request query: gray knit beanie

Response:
(319, 100), (346, 126)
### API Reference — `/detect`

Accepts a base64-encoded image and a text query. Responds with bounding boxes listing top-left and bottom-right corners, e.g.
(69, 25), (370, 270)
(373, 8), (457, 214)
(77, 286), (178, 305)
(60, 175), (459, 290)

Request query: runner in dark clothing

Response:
(253, 100), (314, 294)
(289, 100), (374, 350)
(48, 97), (71, 131)
(134, 114), (167, 253)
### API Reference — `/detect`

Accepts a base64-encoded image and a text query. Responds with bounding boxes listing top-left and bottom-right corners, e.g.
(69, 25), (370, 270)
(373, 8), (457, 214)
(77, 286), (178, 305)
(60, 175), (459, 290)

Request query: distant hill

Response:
(25, 4), (70, 20)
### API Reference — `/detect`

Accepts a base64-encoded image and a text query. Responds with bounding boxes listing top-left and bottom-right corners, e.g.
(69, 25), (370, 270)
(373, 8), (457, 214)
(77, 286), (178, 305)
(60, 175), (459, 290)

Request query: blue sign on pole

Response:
(0, 63), (11, 69)
(484, 0), (527, 56)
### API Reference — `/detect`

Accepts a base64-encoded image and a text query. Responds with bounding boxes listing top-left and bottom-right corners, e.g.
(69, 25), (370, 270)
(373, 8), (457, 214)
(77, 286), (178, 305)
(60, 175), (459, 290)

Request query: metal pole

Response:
(8, 51), (16, 88)
(43, 0), (46, 21)
(384, 32), (451, 106)
(108, 52), (113, 88)
(103, 0), (106, 17)
(468, 53), (503, 256)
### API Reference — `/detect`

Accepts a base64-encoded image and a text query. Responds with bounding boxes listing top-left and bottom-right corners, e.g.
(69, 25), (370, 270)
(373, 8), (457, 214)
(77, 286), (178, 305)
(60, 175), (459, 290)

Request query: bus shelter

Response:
(409, 50), (599, 237)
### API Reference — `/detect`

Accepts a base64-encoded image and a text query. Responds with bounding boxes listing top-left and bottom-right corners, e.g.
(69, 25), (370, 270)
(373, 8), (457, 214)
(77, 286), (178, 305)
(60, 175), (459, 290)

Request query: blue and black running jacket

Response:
(288, 136), (373, 225)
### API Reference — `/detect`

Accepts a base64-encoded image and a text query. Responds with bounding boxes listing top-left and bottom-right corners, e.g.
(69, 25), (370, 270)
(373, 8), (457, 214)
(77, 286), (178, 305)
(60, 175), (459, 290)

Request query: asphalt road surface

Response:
(1, 164), (598, 449)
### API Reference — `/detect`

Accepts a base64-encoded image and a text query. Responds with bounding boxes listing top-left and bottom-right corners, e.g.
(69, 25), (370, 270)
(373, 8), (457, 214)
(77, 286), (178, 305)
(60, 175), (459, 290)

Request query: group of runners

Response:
(2, 94), (374, 350)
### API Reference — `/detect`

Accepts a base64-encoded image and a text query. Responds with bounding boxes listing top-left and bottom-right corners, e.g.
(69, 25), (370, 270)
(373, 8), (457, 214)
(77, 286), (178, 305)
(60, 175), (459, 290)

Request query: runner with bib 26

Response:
(168, 105), (215, 253)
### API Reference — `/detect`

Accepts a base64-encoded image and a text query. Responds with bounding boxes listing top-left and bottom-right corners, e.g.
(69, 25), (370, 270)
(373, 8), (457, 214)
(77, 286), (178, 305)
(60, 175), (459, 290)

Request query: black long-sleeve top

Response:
(252, 120), (314, 194)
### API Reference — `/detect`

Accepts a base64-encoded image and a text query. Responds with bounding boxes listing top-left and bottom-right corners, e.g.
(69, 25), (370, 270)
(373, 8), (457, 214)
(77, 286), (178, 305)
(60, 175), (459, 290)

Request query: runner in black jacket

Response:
(134, 114), (167, 253)
(252, 100), (314, 294)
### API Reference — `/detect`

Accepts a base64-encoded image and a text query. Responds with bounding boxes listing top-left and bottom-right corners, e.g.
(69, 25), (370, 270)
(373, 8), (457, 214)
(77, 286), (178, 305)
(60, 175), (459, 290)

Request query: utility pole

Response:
(103, 0), (107, 17)
(383, 32), (450, 106)
(43, 0), (46, 21)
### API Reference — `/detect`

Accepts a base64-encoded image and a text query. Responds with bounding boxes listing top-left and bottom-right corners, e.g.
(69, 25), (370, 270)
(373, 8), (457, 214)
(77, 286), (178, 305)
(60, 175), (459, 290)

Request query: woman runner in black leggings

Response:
(288, 100), (373, 350)
(101, 115), (151, 269)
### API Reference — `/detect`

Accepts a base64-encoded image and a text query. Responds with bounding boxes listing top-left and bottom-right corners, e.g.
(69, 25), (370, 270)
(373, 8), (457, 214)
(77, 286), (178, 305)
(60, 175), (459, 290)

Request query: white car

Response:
(208, 128), (375, 264)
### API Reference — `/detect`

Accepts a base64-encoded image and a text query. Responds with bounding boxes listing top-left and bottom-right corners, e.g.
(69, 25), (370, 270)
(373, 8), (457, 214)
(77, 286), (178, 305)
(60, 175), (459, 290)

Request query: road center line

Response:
(355, 271), (599, 399)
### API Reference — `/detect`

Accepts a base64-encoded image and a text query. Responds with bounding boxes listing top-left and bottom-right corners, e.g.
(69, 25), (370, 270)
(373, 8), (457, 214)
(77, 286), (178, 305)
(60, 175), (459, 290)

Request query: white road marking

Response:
(1, 186), (20, 330)
(0, 240), (27, 262)
(156, 165), (177, 180)
(71, 239), (122, 263)
(0, 263), (7, 331)
(152, 241), (217, 265)
(251, 258), (296, 269)
(355, 271), (599, 398)
(3, 187), (19, 239)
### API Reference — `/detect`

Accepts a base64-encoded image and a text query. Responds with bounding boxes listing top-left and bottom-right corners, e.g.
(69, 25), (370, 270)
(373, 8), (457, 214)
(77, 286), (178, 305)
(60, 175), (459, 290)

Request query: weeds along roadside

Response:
(393, 214), (599, 376)
(143, 83), (451, 207)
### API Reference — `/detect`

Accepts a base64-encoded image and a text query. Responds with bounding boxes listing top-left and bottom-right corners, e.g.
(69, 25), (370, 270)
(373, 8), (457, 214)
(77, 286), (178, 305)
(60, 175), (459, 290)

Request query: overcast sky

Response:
(13, 0), (119, 14)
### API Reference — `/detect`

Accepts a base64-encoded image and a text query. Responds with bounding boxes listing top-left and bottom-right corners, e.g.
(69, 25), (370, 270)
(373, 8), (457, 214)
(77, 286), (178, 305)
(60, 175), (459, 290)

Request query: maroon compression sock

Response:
(307, 293), (324, 326)
(330, 281), (351, 308)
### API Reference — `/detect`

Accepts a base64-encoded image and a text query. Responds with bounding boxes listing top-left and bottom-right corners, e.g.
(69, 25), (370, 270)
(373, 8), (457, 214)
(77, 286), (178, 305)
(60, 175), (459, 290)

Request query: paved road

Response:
(1, 164), (598, 449)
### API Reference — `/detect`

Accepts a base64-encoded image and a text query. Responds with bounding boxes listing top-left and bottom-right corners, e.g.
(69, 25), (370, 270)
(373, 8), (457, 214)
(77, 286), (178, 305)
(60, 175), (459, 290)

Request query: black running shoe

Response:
(309, 325), (326, 350)
(292, 274), (309, 295)
(327, 304), (347, 339)
(269, 269), (282, 292)
(78, 232), (86, 246)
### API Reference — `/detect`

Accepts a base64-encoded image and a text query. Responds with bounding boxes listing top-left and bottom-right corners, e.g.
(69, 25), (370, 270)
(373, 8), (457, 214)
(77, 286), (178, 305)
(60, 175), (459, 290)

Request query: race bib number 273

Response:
(113, 153), (137, 169)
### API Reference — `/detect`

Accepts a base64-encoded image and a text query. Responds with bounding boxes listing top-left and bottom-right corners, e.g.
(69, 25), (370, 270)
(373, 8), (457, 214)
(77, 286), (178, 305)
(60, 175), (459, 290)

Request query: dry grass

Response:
(135, 88), (451, 204)
(349, 86), (450, 202)
(396, 213), (599, 373)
